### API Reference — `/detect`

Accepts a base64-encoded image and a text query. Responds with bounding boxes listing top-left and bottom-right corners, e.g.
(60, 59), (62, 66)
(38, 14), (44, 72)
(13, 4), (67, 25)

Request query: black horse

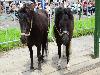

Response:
(54, 7), (74, 68)
(16, 3), (48, 70)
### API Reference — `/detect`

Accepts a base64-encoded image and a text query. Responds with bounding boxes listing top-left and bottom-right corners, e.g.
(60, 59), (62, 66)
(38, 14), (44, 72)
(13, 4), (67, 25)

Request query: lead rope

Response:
(23, 19), (33, 36)
(55, 25), (69, 36)
(55, 25), (62, 36)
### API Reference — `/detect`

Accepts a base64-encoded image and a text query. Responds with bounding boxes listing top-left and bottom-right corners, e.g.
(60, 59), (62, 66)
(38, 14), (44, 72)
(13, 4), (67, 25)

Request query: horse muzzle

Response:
(62, 33), (69, 46)
(21, 33), (30, 36)
(20, 33), (29, 44)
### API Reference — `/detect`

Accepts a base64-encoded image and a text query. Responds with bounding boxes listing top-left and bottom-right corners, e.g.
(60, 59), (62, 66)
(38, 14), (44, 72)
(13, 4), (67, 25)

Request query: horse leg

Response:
(41, 41), (48, 62)
(42, 42), (48, 56)
(41, 44), (45, 62)
(45, 41), (48, 56)
(28, 46), (34, 69)
(66, 42), (71, 68)
(42, 44), (44, 57)
(42, 35), (48, 59)
(63, 45), (66, 57)
(57, 44), (62, 70)
(58, 44), (61, 58)
(44, 34), (48, 57)
(37, 44), (41, 57)
(37, 45), (42, 70)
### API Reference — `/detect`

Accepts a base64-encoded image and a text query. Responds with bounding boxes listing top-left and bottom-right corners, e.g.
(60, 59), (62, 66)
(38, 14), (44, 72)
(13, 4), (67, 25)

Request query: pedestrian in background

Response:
(0, 2), (3, 15)
(41, 0), (46, 10)
(78, 2), (82, 20)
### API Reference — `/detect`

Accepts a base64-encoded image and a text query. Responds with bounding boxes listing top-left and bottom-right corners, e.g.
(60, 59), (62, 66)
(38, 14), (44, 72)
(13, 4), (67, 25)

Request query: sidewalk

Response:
(80, 67), (100, 75)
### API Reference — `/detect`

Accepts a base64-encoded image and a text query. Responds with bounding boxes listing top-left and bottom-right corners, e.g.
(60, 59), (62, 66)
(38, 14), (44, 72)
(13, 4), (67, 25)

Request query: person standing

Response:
(41, 0), (46, 10)
(78, 2), (82, 20)
(0, 2), (3, 15)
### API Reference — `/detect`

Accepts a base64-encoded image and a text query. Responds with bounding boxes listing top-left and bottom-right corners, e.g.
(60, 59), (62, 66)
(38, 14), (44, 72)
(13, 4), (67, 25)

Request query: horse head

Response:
(16, 4), (33, 44)
(59, 13), (70, 45)
(55, 7), (73, 46)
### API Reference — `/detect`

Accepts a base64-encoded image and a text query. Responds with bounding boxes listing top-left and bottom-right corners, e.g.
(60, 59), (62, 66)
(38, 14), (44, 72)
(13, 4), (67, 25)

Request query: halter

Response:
(55, 25), (69, 36)
(21, 19), (33, 36)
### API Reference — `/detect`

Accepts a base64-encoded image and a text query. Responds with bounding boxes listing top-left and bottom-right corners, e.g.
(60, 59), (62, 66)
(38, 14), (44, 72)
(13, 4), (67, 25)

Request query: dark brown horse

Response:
(54, 7), (74, 68)
(16, 3), (48, 70)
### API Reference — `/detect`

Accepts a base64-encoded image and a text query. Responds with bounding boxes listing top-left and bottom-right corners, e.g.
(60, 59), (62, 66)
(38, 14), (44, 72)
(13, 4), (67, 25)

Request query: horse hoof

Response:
(30, 66), (34, 70)
(38, 63), (42, 71)
(41, 59), (44, 63)
(66, 67), (70, 71)
(45, 54), (48, 57)
(67, 64), (70, 68)
(65, 64), (70, 70)
(38, 67), (42, 71)
(57, 65), (61, 70)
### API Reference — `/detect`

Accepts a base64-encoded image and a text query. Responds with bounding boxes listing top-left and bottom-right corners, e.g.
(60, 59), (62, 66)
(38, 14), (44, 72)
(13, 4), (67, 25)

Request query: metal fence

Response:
(0, 12), (20, 50)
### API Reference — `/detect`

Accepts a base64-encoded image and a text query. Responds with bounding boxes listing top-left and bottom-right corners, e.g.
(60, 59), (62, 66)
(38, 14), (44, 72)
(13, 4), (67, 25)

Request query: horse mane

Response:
(55, 7), (73, 28)
(55, 7), (73, 23)
(37, 9), (48, 17)
(64, 8), (73, 20)
(55, 7), (64, 28)
(18, 4), (28, 13)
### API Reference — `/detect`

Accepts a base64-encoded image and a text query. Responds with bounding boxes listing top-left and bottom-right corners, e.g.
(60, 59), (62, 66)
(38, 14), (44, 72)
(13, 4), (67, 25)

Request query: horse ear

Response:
(23, 3), (31, 13)
(16, 7), (25, 19)
(64, 8), (73, 20)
